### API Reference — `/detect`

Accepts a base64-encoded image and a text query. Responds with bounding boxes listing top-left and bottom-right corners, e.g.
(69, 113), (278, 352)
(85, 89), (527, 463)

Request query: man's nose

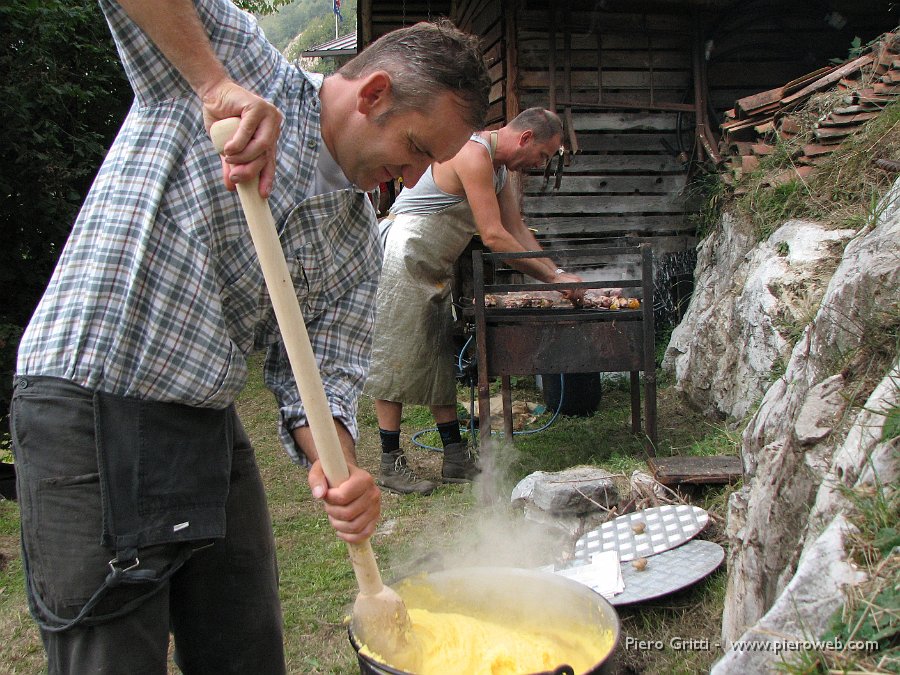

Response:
(402, 160), (431, 188)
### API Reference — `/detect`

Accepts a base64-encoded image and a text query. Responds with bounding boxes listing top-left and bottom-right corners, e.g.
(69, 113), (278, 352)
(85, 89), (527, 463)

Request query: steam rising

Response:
(386, 438), (571, 581)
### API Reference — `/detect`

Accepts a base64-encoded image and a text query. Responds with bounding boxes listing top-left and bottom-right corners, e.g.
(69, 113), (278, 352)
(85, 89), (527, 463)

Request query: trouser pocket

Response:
(93, 390), (233, 560)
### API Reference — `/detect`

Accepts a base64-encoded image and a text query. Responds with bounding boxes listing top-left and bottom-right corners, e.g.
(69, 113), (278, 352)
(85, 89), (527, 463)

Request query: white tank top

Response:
(389, 133), (508, 216)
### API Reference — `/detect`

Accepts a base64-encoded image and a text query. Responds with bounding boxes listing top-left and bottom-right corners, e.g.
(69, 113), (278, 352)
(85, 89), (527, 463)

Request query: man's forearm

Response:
(114, 0), (230, 100)
(292, 422), (359, 468)
(515, 223), (560, 278)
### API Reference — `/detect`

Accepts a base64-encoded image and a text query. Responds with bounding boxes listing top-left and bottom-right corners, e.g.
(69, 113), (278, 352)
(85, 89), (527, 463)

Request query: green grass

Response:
(0, 500), (42, 674)
(0, 357), (740, 674)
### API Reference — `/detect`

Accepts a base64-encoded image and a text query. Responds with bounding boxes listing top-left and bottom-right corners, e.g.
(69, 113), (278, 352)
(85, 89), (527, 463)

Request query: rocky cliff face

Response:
(663, 179), (899, 673)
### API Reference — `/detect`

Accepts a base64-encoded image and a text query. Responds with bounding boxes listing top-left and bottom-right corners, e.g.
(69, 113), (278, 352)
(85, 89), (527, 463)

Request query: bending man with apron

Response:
(366, 108), (584, 495)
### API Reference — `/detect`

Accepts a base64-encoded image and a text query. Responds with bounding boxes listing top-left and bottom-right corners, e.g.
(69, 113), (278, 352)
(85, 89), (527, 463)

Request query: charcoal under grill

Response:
(469, 244), (657, 452)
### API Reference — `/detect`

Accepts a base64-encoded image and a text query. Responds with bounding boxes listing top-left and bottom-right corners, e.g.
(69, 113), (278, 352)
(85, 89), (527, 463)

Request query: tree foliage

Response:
(257, 0), (357, 52)
(0, 0), (132, 328)
(234, 0), (294, 16)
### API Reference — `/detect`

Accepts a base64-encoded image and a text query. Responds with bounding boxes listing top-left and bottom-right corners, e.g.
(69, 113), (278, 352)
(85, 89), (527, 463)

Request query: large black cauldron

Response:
(349, 566), (619, 675)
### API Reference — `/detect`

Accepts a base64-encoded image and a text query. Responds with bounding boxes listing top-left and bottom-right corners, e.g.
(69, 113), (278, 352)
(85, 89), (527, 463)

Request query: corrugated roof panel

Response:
(301, 32), (357, 57)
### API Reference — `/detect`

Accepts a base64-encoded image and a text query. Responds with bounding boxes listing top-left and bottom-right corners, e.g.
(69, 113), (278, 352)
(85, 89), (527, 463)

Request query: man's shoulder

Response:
(453, 139), (492, 170)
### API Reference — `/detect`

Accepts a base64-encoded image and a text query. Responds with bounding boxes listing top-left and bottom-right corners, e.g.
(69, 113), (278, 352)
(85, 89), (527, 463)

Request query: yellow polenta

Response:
(363, 607), (614, 675)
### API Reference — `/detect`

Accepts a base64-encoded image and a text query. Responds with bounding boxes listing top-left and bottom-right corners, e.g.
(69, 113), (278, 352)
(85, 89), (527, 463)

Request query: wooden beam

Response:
(648, 456), (743, 486)
(504, 0), (520, 122)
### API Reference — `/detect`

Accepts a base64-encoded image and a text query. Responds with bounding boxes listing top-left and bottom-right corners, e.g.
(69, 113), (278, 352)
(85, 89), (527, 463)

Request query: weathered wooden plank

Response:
(518, 49), (692, 70)
(518, 10), (694, 34)
(488, 60), (505, 84)
(538, 153), (685, 173)
(574, 133), (682, 153)
(519, 31), (690, 52)
(465, 0), (498, 35)
(520, 89), (689, 109)
(478, 17), (503, 47)
(522, 174), (689, 194)
(483, 41), (504, 69)
(524, 194), (688, 215)
(368, 0), (453, 24)
(486, 100), (505, 127)
(537, 234), (698, 257)
(648, 456), (743, 486)
(504, 4), (518, 120)
(520, 70), (692, 90)
(489, 79), (505, 104)
(526, 214), (696, 237)
(571, 112), (687, 132)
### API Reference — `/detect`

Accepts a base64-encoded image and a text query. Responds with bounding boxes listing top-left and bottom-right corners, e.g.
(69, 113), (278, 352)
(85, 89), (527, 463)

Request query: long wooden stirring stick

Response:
(210, 117), (416, 664)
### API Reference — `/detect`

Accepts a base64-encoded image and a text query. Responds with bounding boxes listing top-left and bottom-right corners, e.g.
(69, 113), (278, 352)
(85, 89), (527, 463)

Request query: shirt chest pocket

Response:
(280, 192), (376, 322)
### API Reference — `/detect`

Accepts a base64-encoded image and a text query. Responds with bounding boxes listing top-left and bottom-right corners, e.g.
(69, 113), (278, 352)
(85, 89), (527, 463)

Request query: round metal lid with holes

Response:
(573, 504), (709, 563)
(610, 539), (725, 606)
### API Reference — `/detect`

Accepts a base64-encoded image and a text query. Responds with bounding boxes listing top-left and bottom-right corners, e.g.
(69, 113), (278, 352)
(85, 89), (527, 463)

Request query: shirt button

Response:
(307, 139), (317, 149)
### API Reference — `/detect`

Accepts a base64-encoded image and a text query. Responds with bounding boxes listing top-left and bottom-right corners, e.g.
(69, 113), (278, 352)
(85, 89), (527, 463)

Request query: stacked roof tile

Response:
(719, 30), (900, 182)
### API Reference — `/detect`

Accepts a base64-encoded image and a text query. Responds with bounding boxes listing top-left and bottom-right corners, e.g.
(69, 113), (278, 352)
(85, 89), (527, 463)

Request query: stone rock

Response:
(793, 374), (846, 447)
(806, 362), (900, 545)
(664, 214), (856, 421)
(712, 515), (866, 674)
(521, 503), (585, 540)
(630, 470), (668, 501)
(716, 179), (900, 644)
(511, 467), (618, 516)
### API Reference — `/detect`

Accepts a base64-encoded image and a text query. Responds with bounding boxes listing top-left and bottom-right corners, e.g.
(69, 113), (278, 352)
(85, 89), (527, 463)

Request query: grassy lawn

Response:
(0, 355), (739, 674)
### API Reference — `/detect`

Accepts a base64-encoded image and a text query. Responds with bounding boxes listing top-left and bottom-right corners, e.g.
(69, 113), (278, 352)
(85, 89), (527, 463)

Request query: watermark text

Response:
(623, 636), (879, 654)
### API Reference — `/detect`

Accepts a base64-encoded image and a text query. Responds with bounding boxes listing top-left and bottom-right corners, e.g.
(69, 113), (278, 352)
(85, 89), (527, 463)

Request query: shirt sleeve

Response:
(99, 0), (280, 108)
(263, 275), (378, 466)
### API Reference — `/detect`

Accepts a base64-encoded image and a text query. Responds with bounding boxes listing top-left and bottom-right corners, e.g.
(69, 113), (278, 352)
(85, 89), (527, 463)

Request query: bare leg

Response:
(429, 404), (458, 426)
(375, 399), (403, 431)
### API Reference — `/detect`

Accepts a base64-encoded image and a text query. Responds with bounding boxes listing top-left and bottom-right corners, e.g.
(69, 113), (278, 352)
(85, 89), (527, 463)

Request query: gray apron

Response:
(365, 201), (480, 405)
(366, 133), (506, 406)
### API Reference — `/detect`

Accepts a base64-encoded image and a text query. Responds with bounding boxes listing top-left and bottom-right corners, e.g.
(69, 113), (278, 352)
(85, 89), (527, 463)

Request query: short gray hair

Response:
(338, 19), (490, 130)
(508, 108), (563, 143)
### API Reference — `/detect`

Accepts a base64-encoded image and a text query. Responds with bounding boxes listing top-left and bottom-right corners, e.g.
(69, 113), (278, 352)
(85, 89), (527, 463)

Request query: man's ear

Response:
(518, 129), (533, 147)
(357, 71), (392, 116)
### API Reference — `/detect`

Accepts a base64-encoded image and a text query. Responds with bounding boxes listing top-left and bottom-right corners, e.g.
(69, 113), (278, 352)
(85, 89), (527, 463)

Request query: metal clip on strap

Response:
(26, 545), (192, 633)
(105, 555), (160, 587)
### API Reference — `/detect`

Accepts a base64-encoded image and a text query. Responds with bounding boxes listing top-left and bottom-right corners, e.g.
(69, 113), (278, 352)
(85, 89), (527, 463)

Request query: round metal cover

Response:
(573, 504), (709, 563)
(610, 539), (725, 606)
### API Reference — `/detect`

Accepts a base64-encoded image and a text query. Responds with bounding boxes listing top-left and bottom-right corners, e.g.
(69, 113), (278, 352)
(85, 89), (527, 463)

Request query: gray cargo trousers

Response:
(11, 375), (287, 674)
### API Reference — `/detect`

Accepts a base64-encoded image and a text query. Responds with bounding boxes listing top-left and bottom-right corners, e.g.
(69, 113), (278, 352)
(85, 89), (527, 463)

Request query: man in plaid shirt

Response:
(11, 0), (489, 672)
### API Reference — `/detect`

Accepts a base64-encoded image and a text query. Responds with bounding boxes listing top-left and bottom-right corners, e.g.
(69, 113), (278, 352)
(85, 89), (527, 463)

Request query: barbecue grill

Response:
(468, 244), (657, 452)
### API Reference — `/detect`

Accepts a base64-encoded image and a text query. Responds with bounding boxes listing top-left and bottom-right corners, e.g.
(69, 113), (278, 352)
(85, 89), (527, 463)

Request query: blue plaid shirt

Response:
(17, 0), (381, 461)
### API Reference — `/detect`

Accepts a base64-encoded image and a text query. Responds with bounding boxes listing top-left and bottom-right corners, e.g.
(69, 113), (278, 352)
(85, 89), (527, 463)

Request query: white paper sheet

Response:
(545, 550), (625, 600)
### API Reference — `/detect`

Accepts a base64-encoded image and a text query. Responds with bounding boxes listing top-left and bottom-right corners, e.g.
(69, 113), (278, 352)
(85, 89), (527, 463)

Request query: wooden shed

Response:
(357, 0), (895, 319)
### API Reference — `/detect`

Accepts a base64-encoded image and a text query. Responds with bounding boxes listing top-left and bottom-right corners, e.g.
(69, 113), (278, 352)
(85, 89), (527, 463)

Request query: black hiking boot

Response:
(377, 452), (437, 496)
(441, 442), (480, 483)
